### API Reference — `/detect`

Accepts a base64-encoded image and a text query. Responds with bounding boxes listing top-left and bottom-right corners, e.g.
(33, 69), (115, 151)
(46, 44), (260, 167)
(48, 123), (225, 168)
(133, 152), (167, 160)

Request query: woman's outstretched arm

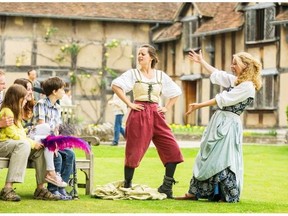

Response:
(188, 49), (217, 75)
(186, 98), (217, 116)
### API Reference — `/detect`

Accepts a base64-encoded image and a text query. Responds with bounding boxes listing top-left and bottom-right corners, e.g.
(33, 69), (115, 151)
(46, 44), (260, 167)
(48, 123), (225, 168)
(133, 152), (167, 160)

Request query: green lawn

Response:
(0, 144), (288, 213)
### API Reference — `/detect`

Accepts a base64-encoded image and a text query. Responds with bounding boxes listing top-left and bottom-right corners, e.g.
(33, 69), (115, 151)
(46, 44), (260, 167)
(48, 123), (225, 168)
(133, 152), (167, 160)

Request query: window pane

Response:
(264, 7), (276, 40)
(255, 88), (263, 108)
(263, 76), (274, 107)
(256, 9), (265, 40)
(183, 19), (199, 50)
(245, 10), (256, 42)
(191, 21), (199, 48)
(253, 75), (275, 109)
(245, 6), (275, 43)
(39, 70), (53, 77)
(183, 22), (190, 50)
(56, 70), (69, 77)
(188, 22), (193, 47)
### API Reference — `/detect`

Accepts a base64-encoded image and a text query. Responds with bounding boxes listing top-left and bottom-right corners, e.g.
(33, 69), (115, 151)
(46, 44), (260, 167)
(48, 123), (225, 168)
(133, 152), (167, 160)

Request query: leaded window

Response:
(248, 69), (278, 110)
(38, 69), (71, 86)
(182, 16), (200, 51)
(245, 3), (276, 44)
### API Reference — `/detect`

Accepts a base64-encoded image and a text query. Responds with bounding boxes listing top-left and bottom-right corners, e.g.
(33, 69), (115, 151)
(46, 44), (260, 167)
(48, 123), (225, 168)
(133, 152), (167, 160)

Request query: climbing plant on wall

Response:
(15, 25), (133, 124)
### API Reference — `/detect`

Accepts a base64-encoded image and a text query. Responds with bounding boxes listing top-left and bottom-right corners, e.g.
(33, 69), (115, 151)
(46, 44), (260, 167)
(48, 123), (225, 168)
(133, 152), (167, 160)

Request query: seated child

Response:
(30, 123), (67, 187)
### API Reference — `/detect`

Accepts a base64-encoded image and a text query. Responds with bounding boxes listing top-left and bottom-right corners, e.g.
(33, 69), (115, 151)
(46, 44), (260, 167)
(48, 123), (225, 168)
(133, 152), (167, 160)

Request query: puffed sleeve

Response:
(210, 70), (237, 88)
(215, 81), (255, 109)
(161, 71), (182, 98)
(111, 69), (135, 93)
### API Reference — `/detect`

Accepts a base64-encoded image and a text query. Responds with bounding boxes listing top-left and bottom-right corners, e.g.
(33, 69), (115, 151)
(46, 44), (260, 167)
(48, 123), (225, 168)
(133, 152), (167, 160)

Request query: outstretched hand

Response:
(186, 103), (200, 115)
(188, 49), (203, 63)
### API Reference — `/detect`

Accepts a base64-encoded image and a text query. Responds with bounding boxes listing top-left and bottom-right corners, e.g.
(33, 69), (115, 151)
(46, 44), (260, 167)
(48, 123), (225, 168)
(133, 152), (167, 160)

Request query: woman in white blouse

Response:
(111, 44), (183, 198)
(176, 50), (262, 202)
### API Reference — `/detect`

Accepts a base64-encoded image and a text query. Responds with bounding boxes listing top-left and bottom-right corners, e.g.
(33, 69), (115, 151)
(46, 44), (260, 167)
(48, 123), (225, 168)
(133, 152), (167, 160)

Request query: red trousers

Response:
(125, 101), (184, 168)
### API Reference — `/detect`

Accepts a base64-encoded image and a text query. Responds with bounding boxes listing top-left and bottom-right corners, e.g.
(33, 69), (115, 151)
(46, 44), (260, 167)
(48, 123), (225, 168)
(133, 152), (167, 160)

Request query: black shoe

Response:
(111, 142), (118, 146)
(158, 185), (173, 199)
(157, 176), (177, 199)
(124, 180), (132, 188)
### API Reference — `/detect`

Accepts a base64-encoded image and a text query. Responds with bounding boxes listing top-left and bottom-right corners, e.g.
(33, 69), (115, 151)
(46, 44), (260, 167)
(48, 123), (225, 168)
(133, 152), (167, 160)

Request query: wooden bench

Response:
(61, 104), (78, 124)
(0, 136), (98, 195)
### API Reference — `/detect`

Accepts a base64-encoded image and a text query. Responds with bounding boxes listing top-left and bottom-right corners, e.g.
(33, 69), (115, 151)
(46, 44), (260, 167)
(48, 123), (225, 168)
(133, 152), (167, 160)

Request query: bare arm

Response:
(188, 49), (217, 75)
(158, 96), (179, 114)
(111, 85), (144, 111)
(186, 98), (217, 115)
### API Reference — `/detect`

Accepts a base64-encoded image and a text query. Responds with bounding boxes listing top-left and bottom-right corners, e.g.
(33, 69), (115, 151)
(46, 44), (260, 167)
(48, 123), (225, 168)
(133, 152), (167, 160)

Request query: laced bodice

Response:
(219, 86), (254, 115)
(132, 69), (162, 103)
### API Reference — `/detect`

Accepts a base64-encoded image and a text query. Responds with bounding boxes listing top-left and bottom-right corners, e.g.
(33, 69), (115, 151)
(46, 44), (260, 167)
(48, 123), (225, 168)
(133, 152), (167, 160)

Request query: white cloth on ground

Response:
(92, 181), (167, 200)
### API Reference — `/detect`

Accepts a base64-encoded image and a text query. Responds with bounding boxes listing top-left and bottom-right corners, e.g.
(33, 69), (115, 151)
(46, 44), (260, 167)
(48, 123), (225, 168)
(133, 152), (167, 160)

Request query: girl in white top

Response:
(175, 50), (262, 202)
(111, 44), (183, 198)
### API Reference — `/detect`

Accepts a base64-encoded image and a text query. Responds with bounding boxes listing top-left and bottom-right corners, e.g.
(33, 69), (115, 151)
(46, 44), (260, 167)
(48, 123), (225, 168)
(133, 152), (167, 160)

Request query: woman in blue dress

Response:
(176, 50), (262, 202)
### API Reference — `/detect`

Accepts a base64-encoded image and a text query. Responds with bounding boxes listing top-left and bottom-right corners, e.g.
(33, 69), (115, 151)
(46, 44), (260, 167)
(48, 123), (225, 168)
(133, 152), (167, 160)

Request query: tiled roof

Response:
(153, 22), (182, 43)
(275, 10), (288, 21)
(194, 2), (244, 37)
(153, 2), (244, 43)
(194, 2), (219, 18)
(0, 2), (181, 23)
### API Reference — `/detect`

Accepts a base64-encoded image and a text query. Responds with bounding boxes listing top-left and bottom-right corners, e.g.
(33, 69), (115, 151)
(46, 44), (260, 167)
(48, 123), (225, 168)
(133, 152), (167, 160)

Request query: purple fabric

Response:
(41, 135), (91, 154)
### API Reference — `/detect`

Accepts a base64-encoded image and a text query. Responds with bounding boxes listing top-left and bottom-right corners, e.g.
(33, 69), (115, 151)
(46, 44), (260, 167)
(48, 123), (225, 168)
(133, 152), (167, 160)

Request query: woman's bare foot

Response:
(175, 193), (198, 200)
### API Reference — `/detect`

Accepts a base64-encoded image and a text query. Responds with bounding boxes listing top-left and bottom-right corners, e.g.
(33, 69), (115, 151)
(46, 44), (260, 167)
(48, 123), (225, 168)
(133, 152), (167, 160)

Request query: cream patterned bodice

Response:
(132, 69), (162, 103)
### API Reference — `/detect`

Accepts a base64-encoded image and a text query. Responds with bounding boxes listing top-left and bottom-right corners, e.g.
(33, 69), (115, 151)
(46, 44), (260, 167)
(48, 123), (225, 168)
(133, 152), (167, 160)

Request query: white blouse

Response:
(210, 70), (255, 109)
(111, 69), (182, 99)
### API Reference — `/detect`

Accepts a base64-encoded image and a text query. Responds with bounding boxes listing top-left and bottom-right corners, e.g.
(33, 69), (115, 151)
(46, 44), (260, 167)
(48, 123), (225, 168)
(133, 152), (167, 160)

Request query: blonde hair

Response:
(233, 52), (262, 91)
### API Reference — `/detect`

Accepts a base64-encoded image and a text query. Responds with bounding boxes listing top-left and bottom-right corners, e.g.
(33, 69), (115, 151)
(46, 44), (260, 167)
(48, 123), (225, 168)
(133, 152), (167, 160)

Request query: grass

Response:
(0, 144), (288, 213)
